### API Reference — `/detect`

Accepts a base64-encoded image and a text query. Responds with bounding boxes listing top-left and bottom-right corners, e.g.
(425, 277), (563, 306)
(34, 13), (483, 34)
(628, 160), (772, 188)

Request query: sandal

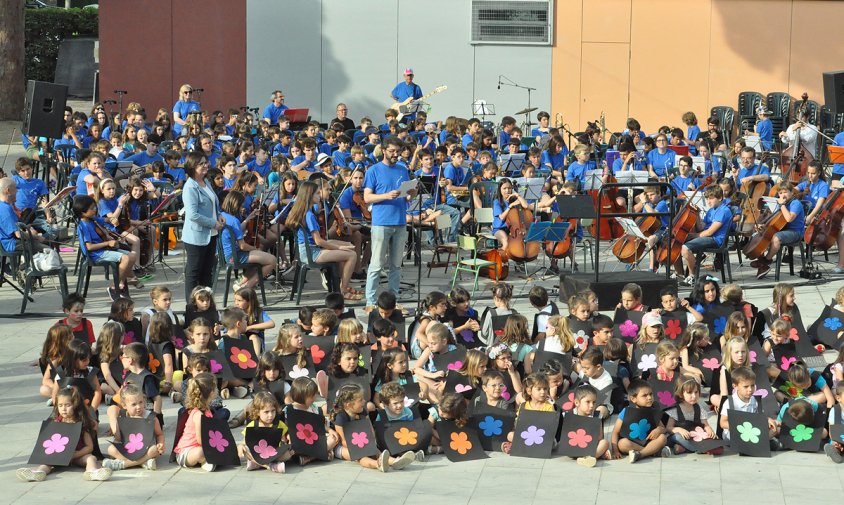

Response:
(343, 291), (363, 301)
(344, 286), (364, 296)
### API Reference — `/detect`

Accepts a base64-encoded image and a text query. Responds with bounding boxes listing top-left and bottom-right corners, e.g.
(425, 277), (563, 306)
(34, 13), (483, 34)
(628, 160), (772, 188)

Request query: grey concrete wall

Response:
(246, 0), (552, 124)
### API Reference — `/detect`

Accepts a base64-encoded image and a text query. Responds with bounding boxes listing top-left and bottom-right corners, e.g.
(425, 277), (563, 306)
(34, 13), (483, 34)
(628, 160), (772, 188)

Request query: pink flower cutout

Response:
(124, 433), (144, 454)
(403, 396), (415, 407)
(447, 361), (463, 371)
(665, 320), (682, 340)
(637, 353), (657, 371)
(690, 426), (708, 442)
(657, 390), (676, 407)
(455, 384), (472, 393)
(208, 430), (229, 452)
(749, 350), (758, 364)
(42, 433), (69, 454)
(567, 428), (592, 448)
(309, 345), (326, 365)
(210, 359), (223, 374)
(122, 331), (135, 345)
(562, 392), (575, 411)
(701, 358), (720, 370)
(171, 336), (185, 349)
(789, 328), (799, 341)
(619, 320), (639, 338)
(253, 439), (277, 460)
(350, 432), (369, 449)
(500, 384), (511, 401)
(753, 388), (768, 399)
(780, 356), (797, 371)
(230, 346), (256, 370)
(296, 423), (318, 445)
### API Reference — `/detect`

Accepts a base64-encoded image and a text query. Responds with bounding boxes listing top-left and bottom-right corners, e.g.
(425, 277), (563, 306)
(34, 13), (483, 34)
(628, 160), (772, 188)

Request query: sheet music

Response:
(761, 196), (779, 213)
(583, 170), (603, 191)
(615, 217), (648, 240)
(397, 179), (419, 198)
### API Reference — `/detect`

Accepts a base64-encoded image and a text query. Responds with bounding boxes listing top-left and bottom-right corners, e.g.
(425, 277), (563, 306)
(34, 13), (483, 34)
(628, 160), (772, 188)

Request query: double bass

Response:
(779, 92), (814, 186)
(505, 194), (540, 262)
(588, 170), (625, 240)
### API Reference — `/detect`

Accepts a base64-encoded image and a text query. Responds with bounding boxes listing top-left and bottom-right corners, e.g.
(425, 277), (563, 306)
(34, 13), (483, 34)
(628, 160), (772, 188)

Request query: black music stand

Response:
(517, 221), (570, 285)
(499, 154), (525, 176)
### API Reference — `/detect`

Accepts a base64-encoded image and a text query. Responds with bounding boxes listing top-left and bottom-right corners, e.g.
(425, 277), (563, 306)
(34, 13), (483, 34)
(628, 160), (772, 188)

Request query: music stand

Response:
(513, 177), (545, 201)
(828, 146), (844, 164)
(472, 101), (495, 118)
(519, 221), (571, 282)
(615, 170), (650, 186)
(743, 135), (762, 153)
(499, 154), (525, 176)
(555, 194), (597, 219)
(583, 170), (603, 191)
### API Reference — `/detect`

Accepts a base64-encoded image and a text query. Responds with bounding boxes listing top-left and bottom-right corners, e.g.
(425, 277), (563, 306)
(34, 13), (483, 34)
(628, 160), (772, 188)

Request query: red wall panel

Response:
(99, 0), (245, 120)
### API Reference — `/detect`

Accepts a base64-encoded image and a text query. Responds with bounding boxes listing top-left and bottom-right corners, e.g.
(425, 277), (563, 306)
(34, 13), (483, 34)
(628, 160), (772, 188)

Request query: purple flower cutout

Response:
(253, 439), (277, 459)
(43, 433), (69, 454)
(460, 329), (474, 343)
(619, 320), (639, 338)
(520, 425), (545, 446)
(124, 432), (144, 454)
(208, 430), (229, 452)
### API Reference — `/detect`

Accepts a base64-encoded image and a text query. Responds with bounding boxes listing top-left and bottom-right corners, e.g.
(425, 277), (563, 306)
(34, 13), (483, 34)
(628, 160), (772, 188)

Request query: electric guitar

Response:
(390, 85), (448, 122)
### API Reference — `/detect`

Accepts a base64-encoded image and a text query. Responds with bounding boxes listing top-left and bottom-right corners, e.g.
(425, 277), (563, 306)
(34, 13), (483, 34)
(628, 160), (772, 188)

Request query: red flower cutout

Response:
(789, 328), (799, 341)
(296, 423), (318, 445)
(567, 428), (593, 449)
(562, 391), (575, 411)
(309, 344), (326, 365)
(230, 346), (256, 370)
(664, 320), (682, 340)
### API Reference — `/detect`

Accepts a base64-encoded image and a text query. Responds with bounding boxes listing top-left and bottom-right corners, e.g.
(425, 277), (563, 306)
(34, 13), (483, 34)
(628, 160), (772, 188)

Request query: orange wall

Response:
(552, 0), (844, 134)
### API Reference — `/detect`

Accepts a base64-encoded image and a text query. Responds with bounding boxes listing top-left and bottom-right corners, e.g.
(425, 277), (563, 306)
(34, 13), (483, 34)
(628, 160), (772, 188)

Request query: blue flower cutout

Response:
(839, 434), (844, 444)
(628, 419), (651, 441)
(713, 316), (727, 335)
(478, 415), (503, 437)
(824, 317), (842, 331)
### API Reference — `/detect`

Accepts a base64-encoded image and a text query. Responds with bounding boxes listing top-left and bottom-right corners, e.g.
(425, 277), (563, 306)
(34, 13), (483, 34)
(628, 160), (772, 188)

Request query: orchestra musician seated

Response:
(675, 186), (732, 287)
(634, 186), (669, 272)
(748, 182), (805, 280)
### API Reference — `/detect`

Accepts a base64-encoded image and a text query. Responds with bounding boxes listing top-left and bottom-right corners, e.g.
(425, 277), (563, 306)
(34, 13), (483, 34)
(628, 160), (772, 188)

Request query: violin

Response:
(742, 197), (794, 259)
(804, 188), (844, 251)
(352, 191), (371, 221)
(656, 176), (714, 265)
(504, 194), (540, 262)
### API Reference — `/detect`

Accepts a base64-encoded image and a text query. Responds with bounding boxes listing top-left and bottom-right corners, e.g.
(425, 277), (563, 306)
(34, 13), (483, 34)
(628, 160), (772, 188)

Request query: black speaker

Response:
(22, 80), (68, 139)
(823, 71), (844, 114)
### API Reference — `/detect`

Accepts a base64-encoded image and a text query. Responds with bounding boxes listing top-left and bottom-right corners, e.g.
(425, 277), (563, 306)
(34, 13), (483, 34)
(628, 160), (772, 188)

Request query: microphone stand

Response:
(498, 75), (535, 128)
(114, 90), (126, 133)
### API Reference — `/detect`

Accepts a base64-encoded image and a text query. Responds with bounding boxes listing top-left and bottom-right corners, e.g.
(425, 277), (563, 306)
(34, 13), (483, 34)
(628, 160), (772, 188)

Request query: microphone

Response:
(498, 79), (501, 90)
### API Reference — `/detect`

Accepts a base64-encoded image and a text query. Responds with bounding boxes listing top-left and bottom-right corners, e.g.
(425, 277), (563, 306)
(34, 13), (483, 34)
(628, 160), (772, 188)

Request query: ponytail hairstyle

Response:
(490, 282), (513, 306)
(95, 320), (125, 364)
(52, 385), (95, 431)
(552, 316), (576, 352)
(273, 323), (306, 368)
(330, 383), (366, 421)
(423, 291), (448, 314)
(185, 372), (216, 411)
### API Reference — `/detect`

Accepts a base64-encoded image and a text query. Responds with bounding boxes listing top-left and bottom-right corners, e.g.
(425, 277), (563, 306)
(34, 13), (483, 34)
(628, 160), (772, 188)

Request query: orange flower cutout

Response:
(230, 346), (257, 370)
(393, 427), (418, 446)
(450, 431), (472, 455)
(148, 353), (160, 374)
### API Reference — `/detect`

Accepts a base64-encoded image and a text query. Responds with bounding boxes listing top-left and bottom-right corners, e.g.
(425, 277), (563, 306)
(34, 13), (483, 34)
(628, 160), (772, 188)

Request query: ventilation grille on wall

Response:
(471, 0), (553, 45)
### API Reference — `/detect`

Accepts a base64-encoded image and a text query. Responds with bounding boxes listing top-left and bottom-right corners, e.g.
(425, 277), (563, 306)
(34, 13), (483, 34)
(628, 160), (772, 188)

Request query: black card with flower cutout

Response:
(200, 416), (240, 466)
(28, 419), (82, 466)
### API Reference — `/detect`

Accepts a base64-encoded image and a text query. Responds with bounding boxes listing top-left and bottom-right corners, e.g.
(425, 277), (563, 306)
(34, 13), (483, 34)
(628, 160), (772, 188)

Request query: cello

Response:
(655, 176), (714, 265)
(742, 198), (793, 259)
(505, 193), (541, 263)
(588, 169), (625, 240)
(610, 205), (662, 264)
(804, 188), (844, 251)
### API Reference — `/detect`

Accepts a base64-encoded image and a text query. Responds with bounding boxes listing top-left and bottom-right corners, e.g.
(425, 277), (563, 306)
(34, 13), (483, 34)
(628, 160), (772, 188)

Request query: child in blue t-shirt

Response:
(566, 145), (596, 190)
(611, 379), (669, 462)
(72, 195), (137, 299)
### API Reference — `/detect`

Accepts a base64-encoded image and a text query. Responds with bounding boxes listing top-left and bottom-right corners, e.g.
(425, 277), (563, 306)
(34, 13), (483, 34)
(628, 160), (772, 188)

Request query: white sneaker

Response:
(390, 451), (416, 470)
(83, 468), (112, 481)
(661, 446), (673, 458)
(143, 458), (157, 470)
(377, 450), (390, 473)
(201, 462), (215, 472)
(16, 468), (46, 482)
(414, 450), (425, 462)
(577, 456), (597, 467)
(102, 458), (125, 471)
(231, 386), (249, 399)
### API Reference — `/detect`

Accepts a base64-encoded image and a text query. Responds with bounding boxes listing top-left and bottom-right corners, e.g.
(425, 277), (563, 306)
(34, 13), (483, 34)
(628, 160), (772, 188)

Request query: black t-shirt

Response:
(331, 118), (356, 132)
(698, 129), (724, 151)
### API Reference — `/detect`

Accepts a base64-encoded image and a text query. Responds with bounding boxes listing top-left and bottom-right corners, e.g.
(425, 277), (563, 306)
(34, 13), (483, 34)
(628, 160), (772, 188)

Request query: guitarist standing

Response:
(390, 68), (423, 122)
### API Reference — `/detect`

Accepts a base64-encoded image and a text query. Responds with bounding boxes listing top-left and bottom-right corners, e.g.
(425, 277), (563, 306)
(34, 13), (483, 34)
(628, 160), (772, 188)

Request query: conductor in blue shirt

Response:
(363, 137), (417, 307)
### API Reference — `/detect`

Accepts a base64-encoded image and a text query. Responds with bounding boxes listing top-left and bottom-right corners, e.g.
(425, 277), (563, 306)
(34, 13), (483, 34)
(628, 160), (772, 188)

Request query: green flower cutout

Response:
(789, 424), (814, 443)
(778, 380), (803, 398)
(736, 421), (761, 443)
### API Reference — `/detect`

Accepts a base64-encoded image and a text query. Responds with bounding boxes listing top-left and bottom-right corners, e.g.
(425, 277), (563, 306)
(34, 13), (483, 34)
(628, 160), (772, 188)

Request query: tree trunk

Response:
(0, 0), (26, 121)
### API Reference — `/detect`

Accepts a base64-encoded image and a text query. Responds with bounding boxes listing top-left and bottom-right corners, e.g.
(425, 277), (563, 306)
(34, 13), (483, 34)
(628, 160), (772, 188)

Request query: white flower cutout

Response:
(403, 396), (415, 407)
(289, 365), (310, 379)
(637, 353), (657, 371)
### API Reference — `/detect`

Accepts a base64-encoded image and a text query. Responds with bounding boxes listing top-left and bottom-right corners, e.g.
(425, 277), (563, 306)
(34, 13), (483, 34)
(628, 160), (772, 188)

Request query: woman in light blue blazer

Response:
(182, 151), (224, 301)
